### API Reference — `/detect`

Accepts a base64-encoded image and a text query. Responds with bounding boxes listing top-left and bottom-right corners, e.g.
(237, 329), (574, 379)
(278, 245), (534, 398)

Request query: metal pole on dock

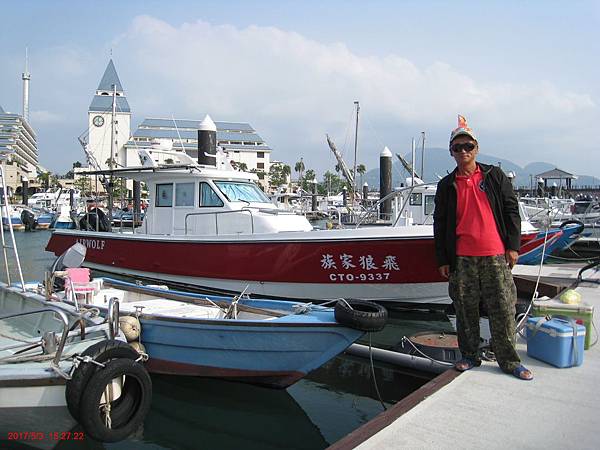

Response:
(380, 146), (392, 220)
(133, 180), (141, 229)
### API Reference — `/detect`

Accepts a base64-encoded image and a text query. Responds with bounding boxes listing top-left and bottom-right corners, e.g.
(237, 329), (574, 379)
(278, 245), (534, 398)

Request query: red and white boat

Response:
(46, 117), (538, 305)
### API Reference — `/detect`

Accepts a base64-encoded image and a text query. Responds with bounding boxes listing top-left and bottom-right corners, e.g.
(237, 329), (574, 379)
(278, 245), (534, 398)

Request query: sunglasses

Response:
(451, 142), (476, 153)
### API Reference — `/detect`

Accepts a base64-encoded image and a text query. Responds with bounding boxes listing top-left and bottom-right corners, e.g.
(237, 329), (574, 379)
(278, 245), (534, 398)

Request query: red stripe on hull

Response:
(146, 357), (304, 389)
(47, 233), (445, 284)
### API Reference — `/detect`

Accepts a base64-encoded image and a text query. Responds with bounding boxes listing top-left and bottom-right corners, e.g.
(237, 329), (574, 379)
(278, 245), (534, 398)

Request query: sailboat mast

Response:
(108, 83), (117, 221)
(420, 131), (425, 181)
(352, 101), (360, 201)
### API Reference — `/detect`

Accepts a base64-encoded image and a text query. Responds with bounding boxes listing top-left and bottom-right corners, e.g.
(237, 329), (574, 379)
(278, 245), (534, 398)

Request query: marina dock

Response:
(332, 264), (600, 450)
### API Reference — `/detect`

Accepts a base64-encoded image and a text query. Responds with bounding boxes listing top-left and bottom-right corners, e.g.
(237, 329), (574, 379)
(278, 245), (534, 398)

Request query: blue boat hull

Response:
(517, 223), (584, 265)
(103, 279), (364, 388)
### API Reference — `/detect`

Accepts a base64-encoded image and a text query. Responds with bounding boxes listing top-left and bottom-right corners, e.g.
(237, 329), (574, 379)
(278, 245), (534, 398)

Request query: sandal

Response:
(512, 365), (533, 381)
(454, 358), (482, 372)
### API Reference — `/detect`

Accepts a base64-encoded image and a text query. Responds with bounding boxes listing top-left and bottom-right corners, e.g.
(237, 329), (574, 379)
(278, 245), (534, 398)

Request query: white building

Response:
(82, 60), (273, 190)
(85, 59), (133, 170)
(0, 104), (39, 192)
(125, 118), (272, 189)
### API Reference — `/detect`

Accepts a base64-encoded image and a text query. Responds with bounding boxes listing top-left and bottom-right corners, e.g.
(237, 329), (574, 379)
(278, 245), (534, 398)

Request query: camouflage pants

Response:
(449, 255), (520, 372)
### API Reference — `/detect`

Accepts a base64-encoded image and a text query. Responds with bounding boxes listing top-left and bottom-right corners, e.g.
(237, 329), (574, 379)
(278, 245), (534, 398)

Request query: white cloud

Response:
(107, 15), (597, 175)
(30, 110), (64, 123)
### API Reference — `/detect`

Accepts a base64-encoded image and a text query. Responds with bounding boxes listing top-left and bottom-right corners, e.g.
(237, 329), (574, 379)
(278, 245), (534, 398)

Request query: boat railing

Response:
(0, 306), (70, 376)
(184, 208), (256, 235)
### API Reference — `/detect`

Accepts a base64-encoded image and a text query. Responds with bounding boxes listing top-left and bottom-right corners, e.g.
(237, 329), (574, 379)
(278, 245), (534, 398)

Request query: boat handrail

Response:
(0, 306), (70, 370)
(355, 182), (438, 228)
(184, 208), (256, 235)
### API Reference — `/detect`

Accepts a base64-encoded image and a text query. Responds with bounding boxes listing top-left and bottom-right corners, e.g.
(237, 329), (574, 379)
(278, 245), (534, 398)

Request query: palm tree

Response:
(37, 171), (51, 190)
(356, 164), (366, 189)
(294, 158), (305, 186)
(282, 164), (291, 191)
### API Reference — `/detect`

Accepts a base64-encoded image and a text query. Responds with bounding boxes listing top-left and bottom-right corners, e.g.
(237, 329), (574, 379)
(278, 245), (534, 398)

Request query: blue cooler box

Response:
(526, 317), (585, 368)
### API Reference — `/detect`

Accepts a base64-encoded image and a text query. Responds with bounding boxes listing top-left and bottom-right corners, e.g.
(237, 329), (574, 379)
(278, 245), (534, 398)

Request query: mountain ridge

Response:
(358, 148), (599, 190)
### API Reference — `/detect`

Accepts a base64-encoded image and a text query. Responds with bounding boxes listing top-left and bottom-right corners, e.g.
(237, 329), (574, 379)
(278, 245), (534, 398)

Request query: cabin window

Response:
(214, 181), (270, 203)
(409, 192), (422, 206)
(257, 152), (264, 158)
(175, 183), (195, 207)
(425, 195), (436, 215)
(199, 182), (224, 207)
(155, 183), (173, 207)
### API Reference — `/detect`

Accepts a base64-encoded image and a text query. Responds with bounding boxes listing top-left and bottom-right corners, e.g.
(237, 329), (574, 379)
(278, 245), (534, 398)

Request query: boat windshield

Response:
(214, 181), (271, 204)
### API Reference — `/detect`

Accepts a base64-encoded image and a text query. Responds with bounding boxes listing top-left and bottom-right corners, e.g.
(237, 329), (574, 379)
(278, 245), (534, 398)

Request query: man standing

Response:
(433, 115), (533, 380)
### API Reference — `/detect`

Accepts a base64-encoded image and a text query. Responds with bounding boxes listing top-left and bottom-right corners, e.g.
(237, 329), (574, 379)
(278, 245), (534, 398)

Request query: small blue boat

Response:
(517, 221), (585, 265)
(56, 277), (379, 388)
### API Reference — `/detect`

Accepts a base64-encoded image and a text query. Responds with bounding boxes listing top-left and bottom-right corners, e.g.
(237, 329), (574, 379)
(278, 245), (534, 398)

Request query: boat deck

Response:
(332, 264), (600, 450)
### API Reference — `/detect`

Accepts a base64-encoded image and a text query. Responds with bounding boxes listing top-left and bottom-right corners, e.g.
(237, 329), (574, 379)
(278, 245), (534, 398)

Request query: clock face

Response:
(93, 115), (105, 127)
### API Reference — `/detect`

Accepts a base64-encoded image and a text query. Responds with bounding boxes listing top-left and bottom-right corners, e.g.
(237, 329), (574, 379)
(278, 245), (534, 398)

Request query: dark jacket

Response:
(433, 162), (521, 269)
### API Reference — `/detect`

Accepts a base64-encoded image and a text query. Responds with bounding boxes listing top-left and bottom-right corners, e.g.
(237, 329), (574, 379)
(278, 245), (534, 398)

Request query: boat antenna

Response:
(352, 101), (359, 202)
(411, 137), (416, 186)
(172, 114), (186, 153)
(420, 131), (425, 182)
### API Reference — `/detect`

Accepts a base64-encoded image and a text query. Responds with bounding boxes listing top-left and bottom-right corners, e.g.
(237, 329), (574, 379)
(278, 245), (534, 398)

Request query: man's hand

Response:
(438, 265), (450, 278)
(505, 249), (519, 269)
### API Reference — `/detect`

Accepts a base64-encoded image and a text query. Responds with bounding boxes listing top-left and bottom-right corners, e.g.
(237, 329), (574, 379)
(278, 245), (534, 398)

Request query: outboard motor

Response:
(51, 242), (87, 290)
(20, 209), (37, 231)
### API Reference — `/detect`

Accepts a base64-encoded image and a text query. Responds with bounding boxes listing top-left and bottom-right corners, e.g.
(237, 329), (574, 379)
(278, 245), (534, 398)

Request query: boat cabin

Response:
(117, 149), (313, 236)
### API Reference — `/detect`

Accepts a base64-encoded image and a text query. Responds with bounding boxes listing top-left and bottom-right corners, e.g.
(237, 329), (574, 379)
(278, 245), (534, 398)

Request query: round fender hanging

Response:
(119, 315), (141, 342)
(66, 339), (139, 421)
(334, 300), (388, 332)
(78, 358), (152, 443)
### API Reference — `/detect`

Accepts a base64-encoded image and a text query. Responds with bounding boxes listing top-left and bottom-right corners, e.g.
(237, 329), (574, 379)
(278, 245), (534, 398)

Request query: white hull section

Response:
(0, 384), (66, 408)
(86, 262), (451, 304)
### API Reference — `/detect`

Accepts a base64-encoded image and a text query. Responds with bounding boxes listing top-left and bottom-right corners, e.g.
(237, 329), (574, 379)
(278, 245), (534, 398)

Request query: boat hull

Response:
(46, 228), (450, 304)
(139, 318), (359, 388)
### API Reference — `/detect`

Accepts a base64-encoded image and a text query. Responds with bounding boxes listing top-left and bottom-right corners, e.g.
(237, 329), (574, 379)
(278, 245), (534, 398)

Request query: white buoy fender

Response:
(119, 316), (141, 342)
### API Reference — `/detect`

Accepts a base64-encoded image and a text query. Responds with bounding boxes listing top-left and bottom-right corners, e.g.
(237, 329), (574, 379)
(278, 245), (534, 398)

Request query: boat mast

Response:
(108, 83), (117, 221)
(420, 131), (425, 182)
(352, 101), (359, 202)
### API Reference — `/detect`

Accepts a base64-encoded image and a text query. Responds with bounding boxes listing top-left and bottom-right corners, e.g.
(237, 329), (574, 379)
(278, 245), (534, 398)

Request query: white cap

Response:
(380, 146), (392, 157)
(198, 114), (217, 132)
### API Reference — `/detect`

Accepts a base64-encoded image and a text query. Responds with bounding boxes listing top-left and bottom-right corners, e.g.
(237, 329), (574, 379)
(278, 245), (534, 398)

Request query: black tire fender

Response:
(334, 299), (388, 332)
(559, 219), (585, 230)
(66, 339), (139, 421)
(78, 358), (152, 443)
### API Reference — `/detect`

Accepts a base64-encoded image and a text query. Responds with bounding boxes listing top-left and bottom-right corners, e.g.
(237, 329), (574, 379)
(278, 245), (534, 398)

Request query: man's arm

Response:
(433, 181), (449, 268)
(497, 168), (521, 252)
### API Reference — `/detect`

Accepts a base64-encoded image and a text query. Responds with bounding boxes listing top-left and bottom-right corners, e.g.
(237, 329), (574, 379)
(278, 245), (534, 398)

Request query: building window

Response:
(257, 162), (264, 169)
(257, 152), (264, 158)
(156, 183), (173, 207)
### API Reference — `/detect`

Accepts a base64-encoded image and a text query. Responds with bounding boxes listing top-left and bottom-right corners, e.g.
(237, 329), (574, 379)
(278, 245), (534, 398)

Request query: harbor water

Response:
(2, 230), (455, 449)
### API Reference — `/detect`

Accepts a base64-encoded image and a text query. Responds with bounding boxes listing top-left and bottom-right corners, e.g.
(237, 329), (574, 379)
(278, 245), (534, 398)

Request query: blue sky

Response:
(1, 0), (599, 177)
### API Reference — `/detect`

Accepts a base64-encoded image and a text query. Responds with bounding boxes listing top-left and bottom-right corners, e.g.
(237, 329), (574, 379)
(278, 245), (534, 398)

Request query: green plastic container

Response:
(532, 298), (594, 350)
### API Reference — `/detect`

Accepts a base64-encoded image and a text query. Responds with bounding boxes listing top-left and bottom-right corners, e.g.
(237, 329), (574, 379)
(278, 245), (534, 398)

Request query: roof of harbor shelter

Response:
(536, 168), (577, 179)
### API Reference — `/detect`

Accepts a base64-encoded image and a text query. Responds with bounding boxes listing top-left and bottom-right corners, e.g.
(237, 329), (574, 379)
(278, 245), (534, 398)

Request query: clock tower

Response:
(87, 59), (133, 169)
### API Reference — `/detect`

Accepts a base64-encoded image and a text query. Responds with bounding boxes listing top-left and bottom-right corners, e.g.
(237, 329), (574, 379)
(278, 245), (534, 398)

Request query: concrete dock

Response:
(331, 264), (600, 450)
